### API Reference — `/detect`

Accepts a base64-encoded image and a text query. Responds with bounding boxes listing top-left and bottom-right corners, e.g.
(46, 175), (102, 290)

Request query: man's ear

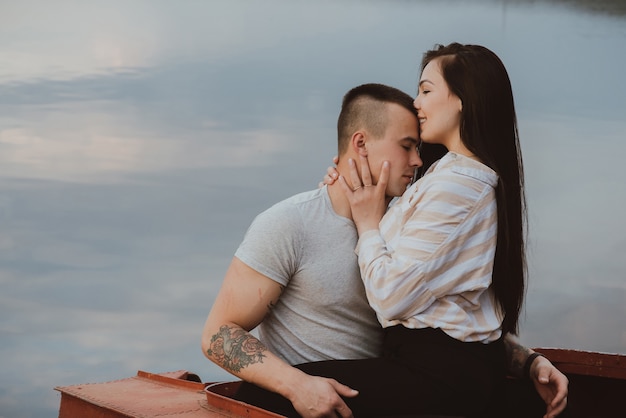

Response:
(351, 131), (368, 157)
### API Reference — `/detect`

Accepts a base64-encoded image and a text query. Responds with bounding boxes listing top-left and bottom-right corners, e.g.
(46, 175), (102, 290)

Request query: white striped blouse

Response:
(355, 152), (503, 343)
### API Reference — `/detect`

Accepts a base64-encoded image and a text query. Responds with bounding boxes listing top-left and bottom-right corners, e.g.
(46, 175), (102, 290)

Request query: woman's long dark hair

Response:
(415, 143), (447, 179)
(421, 43), (527, 335)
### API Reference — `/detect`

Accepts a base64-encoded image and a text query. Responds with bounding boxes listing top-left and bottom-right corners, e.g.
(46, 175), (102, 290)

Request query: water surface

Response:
(1, 1), (625, 416)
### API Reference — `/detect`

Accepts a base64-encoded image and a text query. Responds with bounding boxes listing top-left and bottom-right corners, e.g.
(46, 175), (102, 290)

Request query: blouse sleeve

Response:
(355, 173), (497, 321)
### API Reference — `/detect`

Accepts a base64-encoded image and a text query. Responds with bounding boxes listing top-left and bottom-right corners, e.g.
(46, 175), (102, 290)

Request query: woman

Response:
(240, 43), (527, 417)
(344, 42), (525, 416)
(345, 41), (525, 342)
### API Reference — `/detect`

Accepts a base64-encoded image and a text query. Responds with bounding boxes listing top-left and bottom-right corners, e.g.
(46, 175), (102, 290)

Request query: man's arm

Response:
(503, 333), (532, 379)
(503, 334), (568, 418)
(202, 256), (357, 418)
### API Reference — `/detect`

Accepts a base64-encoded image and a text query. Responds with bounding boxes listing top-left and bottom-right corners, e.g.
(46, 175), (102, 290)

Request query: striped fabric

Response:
(355, 152), (504, 343)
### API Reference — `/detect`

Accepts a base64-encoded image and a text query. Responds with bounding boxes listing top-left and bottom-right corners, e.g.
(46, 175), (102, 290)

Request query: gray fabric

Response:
(235, 186), (383, 365)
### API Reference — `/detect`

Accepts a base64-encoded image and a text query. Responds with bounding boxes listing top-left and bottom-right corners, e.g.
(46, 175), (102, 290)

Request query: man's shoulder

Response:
(251, 187), (326, 227)
(266, 187), (327, 213)
(284, 187), (327, 204)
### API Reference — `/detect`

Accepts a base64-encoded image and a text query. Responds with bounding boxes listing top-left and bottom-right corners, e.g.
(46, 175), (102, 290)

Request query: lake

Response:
(1, 0), (625, 416)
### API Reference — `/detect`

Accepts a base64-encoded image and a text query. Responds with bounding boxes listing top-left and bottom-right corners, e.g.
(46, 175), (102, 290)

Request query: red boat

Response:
(55, 348), (625, 417)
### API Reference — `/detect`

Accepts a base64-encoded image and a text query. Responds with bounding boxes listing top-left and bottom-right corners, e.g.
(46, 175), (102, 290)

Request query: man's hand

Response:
(530, 355), (568, 418)
(285, 373), (357, 418)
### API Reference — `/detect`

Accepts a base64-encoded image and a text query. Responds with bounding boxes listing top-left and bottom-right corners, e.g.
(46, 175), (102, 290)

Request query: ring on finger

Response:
(353, 185), (362, 191)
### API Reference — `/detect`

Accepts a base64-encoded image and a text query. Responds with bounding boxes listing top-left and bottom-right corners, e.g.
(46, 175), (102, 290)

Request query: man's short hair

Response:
(337, 83), (417, 155)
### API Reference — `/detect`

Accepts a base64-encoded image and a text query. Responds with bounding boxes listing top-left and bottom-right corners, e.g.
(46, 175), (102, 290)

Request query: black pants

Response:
(235, 327), (509, 417)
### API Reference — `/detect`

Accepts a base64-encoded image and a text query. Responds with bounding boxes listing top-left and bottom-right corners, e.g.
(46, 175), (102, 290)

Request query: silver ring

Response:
(353, 186), (362, 191)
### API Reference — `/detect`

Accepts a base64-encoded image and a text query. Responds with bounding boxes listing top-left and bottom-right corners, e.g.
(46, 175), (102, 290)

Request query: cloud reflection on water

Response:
(0, 1), (625, 417)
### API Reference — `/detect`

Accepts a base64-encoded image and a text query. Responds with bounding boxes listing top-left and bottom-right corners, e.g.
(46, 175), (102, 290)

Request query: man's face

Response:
(365, 103), (422, 198)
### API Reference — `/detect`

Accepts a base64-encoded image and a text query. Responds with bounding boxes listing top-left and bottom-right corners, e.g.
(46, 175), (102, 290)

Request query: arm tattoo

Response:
(503, 333), (532, 379)
(206, 325), (267, 373)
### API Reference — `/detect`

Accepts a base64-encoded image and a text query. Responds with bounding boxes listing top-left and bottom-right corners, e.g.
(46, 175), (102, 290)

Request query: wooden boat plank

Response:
(535, 348), (626, 379)
(55, 370), (267, 418)
(55, 348), (626, 417)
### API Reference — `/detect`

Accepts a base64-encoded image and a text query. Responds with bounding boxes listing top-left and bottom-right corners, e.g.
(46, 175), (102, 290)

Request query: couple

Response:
(202, 43), (568, 417)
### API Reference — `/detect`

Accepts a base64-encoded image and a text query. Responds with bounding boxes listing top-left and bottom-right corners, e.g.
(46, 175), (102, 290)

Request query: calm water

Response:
(1, 1), (625, 416)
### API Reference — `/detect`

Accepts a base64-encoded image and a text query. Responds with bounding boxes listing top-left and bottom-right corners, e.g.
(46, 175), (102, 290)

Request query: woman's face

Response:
(413, 58), (462, 149)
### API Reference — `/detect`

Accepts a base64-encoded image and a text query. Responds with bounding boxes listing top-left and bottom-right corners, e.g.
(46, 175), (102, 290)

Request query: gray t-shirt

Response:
(235, 187), (383, 365)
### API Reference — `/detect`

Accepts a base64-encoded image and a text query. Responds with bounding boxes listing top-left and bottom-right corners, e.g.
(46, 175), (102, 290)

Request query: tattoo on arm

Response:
(503, 333), (532, 379)
(206, 325), (268, 373)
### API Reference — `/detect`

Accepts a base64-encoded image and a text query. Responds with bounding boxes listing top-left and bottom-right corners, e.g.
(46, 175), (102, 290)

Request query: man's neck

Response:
(328, 162), (352, 219)
(326, 171), (353, 220)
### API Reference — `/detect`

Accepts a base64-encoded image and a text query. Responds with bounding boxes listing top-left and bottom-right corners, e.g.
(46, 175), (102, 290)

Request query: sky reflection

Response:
(1, 1), (625, 417)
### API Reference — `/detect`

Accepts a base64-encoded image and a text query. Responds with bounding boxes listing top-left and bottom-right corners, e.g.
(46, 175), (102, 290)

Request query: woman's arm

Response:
(345, 163), (495, 321)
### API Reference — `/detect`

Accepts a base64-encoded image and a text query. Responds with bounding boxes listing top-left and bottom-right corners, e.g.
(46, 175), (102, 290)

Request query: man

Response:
(201, 83), (567, 417)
